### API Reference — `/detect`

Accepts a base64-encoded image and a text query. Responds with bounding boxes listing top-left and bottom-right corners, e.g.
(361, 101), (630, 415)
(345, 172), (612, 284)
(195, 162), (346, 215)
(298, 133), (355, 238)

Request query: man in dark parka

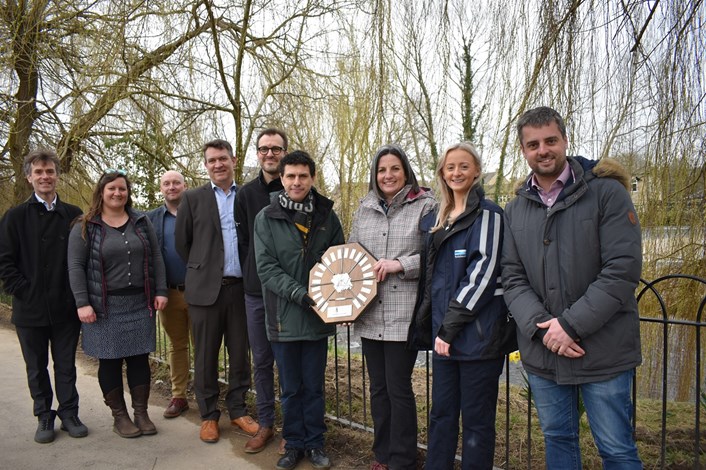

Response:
(0, 149), (86, 443)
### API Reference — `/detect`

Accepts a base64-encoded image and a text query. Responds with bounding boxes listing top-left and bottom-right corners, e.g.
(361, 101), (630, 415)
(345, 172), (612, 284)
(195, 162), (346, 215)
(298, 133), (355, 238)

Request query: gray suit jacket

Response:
(175, 182), (236, 306)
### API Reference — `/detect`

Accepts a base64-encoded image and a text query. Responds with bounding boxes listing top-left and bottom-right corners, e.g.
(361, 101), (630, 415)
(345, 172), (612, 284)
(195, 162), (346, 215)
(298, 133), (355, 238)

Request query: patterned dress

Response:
(68, 215), (165, 359)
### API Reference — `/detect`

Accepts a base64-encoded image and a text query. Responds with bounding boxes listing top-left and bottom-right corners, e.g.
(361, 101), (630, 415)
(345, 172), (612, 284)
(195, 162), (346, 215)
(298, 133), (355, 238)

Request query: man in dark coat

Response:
(502, 107), (642, 469)
(235, 128), (286, 453)
(0, 149), (87, 443)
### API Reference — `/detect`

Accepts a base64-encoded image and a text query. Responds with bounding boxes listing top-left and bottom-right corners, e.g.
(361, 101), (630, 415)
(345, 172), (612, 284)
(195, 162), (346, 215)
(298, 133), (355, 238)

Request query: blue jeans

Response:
(527, 370), (643, 470)
(427, 357), (504, 470)
(271, 338), (328, 450)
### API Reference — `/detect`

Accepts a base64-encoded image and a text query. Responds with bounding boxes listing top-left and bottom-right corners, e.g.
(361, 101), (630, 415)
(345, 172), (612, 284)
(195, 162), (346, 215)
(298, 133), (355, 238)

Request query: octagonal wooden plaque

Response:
(308, 242), (378, 324)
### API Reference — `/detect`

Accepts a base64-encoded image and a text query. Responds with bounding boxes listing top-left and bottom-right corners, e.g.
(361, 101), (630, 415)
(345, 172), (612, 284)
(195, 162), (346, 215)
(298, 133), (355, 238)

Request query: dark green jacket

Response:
(254, 189), (344, 342)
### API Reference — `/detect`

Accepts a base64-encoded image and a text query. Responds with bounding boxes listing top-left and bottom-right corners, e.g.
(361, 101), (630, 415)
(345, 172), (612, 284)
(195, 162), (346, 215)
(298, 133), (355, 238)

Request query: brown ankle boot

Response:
(130, 384), (157, 435)
(104, 387), (141, 438)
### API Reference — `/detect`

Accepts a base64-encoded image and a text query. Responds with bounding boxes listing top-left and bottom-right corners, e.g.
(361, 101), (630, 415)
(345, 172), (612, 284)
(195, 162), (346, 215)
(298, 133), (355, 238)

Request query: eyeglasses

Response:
(257, 146), (285, 156)
(104, 168), (127, 176)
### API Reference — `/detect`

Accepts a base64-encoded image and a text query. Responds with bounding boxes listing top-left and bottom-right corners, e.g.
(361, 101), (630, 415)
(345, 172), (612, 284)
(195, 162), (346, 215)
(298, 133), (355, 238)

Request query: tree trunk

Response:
(4, 0), (49, 203)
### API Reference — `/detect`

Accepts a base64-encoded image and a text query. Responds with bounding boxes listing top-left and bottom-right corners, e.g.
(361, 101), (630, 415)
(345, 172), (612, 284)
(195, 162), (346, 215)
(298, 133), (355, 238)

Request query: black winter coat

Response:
(235, 170), (284, 296)
(0, 195), (82, 326)
(502, 157), (642, 384)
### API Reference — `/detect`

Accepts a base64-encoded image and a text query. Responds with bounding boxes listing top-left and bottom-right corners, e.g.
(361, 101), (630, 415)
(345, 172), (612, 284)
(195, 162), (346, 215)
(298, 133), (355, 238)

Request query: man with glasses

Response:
(175, 140), (257, 444)
(0, 149), (86, 443)
(235, 128), (286, 453)
(147, 170), (191, 419)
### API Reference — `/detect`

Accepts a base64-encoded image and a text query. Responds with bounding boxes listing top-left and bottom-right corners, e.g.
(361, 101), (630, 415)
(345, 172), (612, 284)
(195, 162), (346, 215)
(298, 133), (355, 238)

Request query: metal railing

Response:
(633, 274), (705, 469)
(153, 274), (706, 468)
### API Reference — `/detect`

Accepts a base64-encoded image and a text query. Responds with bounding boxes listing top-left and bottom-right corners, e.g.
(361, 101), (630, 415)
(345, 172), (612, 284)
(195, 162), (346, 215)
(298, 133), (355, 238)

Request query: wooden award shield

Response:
(308, 242), (378, 324)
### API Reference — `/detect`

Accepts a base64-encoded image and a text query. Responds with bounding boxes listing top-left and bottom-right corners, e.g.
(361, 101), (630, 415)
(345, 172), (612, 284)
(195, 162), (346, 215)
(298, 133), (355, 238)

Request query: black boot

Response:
(104, 388), (141, 438)
(131, 384), (157, 435)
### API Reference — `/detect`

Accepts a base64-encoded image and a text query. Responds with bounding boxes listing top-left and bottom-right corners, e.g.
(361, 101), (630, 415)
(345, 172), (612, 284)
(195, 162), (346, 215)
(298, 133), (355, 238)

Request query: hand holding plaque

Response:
(308, 243), (379, 324)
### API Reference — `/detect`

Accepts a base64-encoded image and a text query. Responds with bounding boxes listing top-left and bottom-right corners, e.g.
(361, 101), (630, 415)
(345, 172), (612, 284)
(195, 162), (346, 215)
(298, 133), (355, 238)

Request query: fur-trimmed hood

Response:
(516, 156), (631, 193)
(590, 157), (630, 190)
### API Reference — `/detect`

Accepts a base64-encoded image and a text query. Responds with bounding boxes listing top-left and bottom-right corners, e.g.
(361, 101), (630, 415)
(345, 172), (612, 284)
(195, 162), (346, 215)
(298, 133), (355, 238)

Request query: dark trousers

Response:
(245, 293), (276, 427)
(189, 281), (250, 421)
(15, 321), (81, 419)
(361, 338), (418, 470)
(427, 357), (504, 470)
(97, 354), (151, 395)
(272, 338), (328, 450)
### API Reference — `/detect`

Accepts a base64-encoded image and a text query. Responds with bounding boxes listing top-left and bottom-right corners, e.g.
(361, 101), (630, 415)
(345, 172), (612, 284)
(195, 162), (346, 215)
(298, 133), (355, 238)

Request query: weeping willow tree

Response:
(1, 1), (703, 401)
(624, 1), (705, 401)
(471, 0), (706, 402)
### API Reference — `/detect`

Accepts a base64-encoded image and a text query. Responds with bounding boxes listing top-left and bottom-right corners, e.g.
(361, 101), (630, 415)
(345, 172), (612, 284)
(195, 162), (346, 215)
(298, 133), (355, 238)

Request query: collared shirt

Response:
(211, 181), (242, 277)
(34, 193), (57, 211)
(530, 163), (573, 208)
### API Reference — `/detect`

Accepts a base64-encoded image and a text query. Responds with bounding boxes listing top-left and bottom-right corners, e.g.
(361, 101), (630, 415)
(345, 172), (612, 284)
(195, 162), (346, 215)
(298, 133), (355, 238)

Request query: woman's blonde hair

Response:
(431, 142), (482, 232)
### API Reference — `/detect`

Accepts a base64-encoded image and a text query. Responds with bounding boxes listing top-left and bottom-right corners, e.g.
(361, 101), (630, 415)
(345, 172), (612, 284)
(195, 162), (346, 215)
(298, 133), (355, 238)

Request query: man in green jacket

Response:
(254, 151), (344, 470)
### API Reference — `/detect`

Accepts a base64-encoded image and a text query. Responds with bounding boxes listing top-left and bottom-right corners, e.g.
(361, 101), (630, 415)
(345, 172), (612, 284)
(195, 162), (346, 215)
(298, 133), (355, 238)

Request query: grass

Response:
(323, 348), (706, 469)
(149, 322), (706, 468)
(0, 301), (700, 469)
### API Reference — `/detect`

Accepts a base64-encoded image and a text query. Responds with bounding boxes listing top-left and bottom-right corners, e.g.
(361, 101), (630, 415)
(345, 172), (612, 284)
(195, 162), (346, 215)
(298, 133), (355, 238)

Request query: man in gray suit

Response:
(175, 139), (258, 443)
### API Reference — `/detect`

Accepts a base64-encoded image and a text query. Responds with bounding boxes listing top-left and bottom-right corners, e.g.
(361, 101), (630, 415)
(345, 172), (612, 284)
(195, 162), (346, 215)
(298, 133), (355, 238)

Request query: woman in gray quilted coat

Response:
(349, 145), (436, 470)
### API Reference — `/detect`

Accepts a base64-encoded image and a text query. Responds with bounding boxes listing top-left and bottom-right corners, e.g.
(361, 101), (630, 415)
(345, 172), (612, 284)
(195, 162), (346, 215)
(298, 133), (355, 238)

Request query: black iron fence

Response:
(153, 274), (706, 468)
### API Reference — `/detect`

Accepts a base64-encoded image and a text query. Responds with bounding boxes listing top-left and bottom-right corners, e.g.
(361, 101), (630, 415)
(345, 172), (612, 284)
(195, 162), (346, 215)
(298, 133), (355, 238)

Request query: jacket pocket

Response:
(581, 312), (639, 370)
(13, 281), (31, 302)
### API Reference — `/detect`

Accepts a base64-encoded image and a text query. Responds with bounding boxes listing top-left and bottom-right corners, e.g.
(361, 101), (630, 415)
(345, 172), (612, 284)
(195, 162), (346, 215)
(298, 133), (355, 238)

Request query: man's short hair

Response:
(202, 139), (234, 160)
(256, 128), (288, 150)
(516, 106), (567, 144)
(23, 149), (61, 176)
(279, 151), (316, 177)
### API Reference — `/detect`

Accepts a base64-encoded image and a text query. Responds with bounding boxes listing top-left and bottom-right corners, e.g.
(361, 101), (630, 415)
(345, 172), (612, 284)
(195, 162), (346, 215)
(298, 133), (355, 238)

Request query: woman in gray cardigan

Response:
(349, 145), (436, 470)
(68, 170), (167, 438)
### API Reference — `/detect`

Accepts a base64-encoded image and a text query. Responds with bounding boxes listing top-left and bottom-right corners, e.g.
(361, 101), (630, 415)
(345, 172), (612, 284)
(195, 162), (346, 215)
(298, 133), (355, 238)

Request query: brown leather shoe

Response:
(199, 419), (219, 443)
(230, 415), (258, 436)
(278, 437), (287, 455)
(163, 398), (189, 418)
(244, 426), (274, 453)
